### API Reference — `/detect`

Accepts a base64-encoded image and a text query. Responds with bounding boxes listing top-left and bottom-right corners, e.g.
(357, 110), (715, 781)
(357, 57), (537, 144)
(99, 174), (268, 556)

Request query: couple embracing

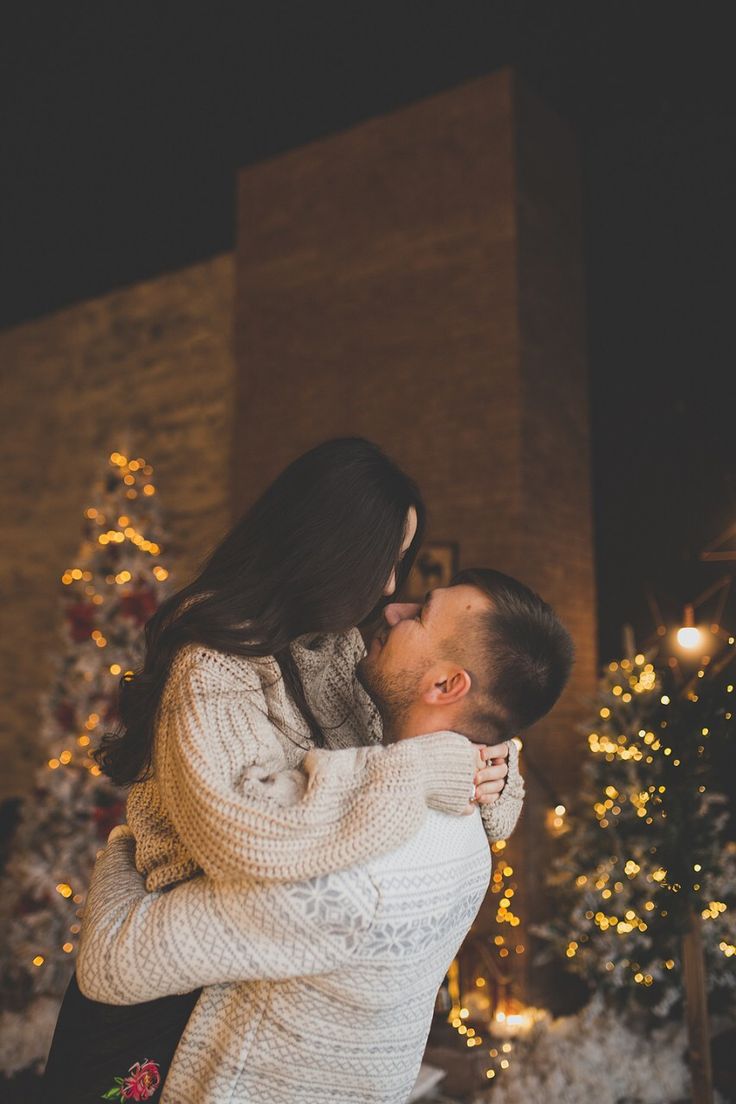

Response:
(41, 437), (574, 1104)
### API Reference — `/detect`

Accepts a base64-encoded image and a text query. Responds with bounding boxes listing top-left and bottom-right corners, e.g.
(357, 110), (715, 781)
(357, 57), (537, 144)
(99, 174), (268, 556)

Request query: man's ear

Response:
(422, 667), (472, 706)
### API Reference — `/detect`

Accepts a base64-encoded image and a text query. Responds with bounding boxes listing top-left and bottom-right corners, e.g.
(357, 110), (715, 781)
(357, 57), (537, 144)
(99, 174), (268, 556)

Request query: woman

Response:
(41, 436), (521, 1103)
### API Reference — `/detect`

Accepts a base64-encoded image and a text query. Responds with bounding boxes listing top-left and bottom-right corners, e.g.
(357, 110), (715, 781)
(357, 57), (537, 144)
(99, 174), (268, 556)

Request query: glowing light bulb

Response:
(677, 626), (702, 650)
(676, 603), (704, 651)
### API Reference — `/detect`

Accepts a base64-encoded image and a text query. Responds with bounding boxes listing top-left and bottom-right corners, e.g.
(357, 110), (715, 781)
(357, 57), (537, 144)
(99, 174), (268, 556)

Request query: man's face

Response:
(356, 584), (491, 728)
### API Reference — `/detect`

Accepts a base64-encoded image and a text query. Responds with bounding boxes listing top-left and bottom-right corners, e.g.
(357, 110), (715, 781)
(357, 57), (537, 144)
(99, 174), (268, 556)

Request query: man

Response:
(76, 568), (573, 1104)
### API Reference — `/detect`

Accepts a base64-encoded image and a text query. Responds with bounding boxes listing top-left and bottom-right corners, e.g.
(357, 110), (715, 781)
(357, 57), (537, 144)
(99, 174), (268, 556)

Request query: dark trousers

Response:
(39, 971), (201, 1103)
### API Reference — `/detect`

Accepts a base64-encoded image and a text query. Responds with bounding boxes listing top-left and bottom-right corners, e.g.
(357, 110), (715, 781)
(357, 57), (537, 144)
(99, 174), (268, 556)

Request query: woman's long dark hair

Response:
(94, 437), (426, 787)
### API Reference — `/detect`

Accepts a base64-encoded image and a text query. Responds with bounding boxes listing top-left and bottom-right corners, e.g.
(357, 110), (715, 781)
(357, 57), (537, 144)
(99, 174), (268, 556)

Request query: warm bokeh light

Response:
(676, 625), (703, 650)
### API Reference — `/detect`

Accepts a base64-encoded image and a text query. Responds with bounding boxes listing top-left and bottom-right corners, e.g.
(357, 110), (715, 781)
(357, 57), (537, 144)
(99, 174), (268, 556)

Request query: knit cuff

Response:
(478, 737), (525, 841)
(502, 737), (525, 798)
(410, 730), (477, 815)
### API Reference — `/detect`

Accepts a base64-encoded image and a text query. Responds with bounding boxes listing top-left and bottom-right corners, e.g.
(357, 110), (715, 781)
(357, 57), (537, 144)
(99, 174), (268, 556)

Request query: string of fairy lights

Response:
(444, 589), (736, 1083)
(443, 733), (552, 1082)
(31, 452), (167, 973)
(671, 569), (736, 964)
(559, 634), (735, 1008)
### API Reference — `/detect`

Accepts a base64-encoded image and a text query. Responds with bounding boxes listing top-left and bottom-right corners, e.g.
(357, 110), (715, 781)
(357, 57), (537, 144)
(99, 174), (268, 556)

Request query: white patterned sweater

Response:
(79, 810), (492, 1104)
(78, 628), (525, 1103)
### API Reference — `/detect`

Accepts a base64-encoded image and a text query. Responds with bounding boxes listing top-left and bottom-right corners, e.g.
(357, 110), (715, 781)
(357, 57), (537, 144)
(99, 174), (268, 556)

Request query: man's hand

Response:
(472, 742), (510, 805)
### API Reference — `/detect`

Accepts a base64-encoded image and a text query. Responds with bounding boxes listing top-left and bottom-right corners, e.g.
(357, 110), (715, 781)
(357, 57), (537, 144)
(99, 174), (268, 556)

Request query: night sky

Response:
(2, 4), (734, 662)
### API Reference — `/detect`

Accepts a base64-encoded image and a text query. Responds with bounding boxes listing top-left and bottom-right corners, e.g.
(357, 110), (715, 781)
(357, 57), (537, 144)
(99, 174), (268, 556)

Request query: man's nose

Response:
(384, 602), (421, 626)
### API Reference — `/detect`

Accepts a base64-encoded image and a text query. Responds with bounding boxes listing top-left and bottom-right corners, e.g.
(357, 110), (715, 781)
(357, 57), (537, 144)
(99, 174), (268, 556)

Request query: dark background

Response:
(2, 2), (734, 663)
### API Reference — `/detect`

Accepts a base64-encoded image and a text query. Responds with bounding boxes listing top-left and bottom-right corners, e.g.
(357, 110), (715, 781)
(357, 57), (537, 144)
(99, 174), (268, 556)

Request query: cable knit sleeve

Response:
(307, 627), (524, 839)
(478, 737), (525, 842)
(153, 646), (477, 885)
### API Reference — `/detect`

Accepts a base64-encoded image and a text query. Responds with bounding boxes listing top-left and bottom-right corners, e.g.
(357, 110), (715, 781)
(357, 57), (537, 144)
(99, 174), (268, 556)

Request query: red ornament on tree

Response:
(66, 601), (97, 643)
(119, 587), (158, 626)
(55, 700), (77, 731)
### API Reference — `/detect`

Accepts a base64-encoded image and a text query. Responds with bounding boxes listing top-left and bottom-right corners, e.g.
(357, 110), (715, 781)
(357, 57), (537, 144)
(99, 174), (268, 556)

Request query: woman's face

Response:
(382, 506), (418, 597)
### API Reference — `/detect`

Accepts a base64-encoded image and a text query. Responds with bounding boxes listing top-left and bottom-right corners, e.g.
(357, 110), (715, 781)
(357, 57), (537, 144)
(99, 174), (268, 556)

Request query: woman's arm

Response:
(77, 832), (379, 1005)
(155, 643), (478, 884)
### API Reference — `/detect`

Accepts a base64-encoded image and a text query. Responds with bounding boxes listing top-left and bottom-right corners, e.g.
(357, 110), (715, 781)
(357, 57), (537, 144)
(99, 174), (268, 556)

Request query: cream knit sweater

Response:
(79, 627), (524, 1103)
(125, 628), (524, 890)
(79, 808), (492, 1104)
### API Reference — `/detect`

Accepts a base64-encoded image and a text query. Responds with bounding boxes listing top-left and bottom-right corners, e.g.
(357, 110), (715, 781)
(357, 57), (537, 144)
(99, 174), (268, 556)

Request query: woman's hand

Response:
(472, 741), (510, 805)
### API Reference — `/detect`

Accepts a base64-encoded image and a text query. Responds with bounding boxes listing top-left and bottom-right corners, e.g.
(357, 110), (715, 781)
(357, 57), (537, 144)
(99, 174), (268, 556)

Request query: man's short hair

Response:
(450, 567), (575, 742)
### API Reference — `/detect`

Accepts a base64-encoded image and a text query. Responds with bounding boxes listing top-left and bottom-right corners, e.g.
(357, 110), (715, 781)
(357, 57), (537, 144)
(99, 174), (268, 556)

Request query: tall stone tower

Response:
(232, 67), (597, 1006)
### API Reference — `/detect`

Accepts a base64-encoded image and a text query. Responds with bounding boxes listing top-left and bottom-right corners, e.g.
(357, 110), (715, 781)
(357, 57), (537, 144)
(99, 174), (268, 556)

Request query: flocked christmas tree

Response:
(531, 638), (736, 1023)
(0, 448), (172, 1075)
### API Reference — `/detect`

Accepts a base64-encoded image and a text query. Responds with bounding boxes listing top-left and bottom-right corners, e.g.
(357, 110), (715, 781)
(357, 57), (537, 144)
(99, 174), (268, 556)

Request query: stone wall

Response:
(0, 255), (235, 799)
(233, 68), (597, 1005)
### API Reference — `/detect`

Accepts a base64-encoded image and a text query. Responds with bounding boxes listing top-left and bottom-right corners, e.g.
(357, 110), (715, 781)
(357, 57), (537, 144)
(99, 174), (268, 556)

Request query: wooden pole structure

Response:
(682, 907), (714, 1104)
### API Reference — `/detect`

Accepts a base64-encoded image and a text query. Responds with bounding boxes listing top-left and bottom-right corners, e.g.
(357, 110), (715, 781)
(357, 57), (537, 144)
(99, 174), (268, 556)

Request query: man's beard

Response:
(356, 655), (422, 737)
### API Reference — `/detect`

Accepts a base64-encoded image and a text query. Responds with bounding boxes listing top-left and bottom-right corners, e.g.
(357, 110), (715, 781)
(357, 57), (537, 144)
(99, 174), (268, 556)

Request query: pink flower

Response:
(121, 1059), (161, 1101)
